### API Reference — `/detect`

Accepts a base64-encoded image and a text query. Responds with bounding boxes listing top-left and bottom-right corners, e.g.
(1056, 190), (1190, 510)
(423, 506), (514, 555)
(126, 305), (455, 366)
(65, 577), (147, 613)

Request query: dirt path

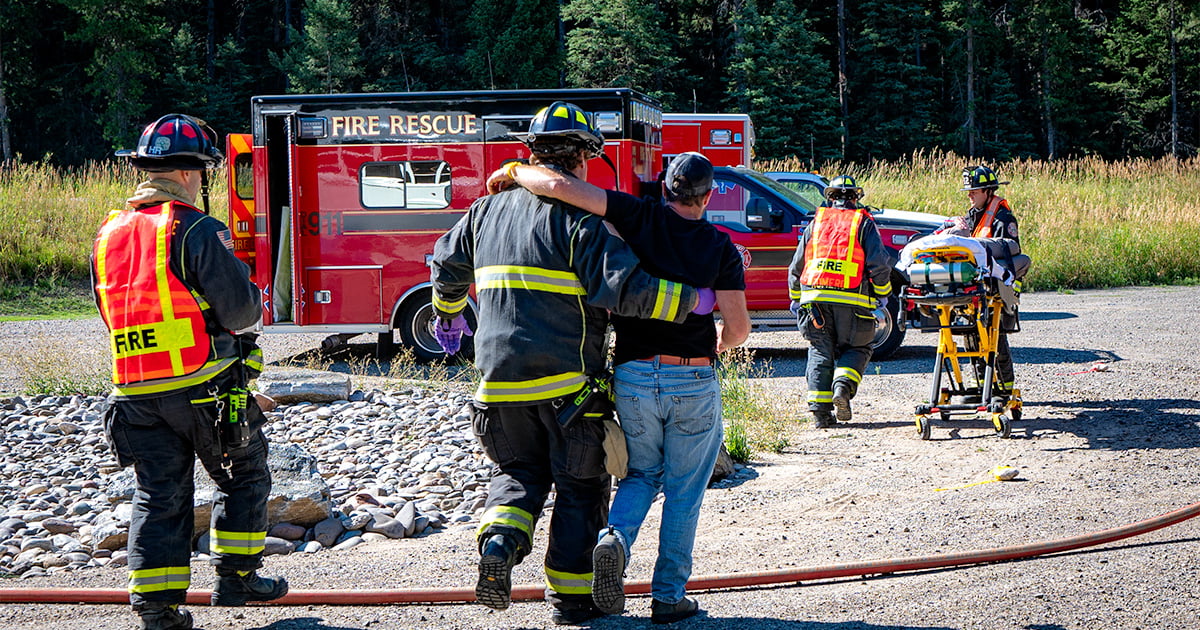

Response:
(2, 286), (1199, 629)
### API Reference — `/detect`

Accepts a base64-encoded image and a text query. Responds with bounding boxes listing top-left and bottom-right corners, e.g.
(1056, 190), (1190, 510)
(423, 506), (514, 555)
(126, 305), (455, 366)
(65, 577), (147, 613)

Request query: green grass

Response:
(719, 347), (794, 462)
(0, 278), (96, 320)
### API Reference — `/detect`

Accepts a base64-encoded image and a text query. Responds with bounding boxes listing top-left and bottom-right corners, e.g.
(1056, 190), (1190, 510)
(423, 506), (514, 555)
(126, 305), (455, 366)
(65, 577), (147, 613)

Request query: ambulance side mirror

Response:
(746, 197), (783, 232)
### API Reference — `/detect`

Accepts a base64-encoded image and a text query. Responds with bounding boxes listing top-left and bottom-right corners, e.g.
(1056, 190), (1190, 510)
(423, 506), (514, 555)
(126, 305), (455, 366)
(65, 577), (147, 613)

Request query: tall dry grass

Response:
(3, 153), (1199, 291)
(760, 150), (1200, 290)
(0, 160), (229, 285)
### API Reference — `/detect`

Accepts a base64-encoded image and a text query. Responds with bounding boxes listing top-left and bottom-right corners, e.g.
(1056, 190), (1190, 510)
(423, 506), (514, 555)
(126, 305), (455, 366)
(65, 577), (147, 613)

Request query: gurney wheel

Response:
(992, 413), (1011, 438)
(1011, 406), (1022, 423)
(916, 415), (932, 441)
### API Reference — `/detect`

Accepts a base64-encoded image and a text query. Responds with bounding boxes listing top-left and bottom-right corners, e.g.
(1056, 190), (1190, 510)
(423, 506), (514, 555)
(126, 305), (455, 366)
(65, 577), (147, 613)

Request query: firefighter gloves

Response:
(434, 315), (473, 355)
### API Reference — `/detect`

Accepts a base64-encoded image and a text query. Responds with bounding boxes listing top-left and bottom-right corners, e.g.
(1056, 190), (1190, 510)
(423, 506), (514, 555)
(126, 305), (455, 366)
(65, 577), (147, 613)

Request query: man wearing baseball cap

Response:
(488, 151), (750, 624)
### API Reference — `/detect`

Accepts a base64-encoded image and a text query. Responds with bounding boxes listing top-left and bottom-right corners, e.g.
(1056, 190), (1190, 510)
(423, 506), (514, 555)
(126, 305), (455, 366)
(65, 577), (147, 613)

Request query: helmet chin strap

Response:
(199, 169), (211, 215)
(599, 151), (619, 190)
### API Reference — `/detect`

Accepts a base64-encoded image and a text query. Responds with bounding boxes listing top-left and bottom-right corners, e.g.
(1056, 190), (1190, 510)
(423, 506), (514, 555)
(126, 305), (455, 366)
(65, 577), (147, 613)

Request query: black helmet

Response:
(116, 113), (224, 172)
(510, 102), (605, 158)
(960, 165), (1008, 191)
(824, 175), (864, 201)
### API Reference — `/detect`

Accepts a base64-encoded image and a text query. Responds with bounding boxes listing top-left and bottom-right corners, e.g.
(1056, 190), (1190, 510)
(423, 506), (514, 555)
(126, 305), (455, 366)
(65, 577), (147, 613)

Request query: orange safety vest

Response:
(972, 196), (1010, 238)
(799, 205), (870, 290)
(93, 202), (213, 386)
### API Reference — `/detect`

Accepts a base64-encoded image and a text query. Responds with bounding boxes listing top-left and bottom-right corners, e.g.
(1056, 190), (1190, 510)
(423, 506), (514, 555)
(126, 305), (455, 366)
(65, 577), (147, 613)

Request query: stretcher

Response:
(899, 239), (1022, 439)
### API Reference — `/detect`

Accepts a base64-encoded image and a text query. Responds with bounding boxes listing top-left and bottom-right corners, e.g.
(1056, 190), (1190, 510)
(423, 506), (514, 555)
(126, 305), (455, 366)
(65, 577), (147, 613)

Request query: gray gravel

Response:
(2, 286), (1199, 629)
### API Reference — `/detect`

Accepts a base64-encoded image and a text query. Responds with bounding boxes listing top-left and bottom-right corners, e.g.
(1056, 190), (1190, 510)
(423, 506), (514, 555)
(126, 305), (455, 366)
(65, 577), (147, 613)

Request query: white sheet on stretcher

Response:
(898, 234), (1015, 285)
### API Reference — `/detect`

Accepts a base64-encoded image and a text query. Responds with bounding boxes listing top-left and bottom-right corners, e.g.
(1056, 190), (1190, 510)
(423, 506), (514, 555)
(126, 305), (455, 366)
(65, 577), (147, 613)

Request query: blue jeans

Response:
(604, 358), (723, 604)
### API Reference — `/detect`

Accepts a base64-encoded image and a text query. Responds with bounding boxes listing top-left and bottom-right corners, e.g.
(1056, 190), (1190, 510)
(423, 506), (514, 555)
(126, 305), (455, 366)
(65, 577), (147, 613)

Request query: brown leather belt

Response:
(639, 354), (712, 366)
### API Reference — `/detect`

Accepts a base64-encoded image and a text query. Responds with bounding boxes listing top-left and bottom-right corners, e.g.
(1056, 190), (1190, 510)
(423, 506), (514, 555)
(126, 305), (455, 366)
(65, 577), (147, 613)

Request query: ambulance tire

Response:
(871, 295), (905, 359)
(395, 298), (475, 362)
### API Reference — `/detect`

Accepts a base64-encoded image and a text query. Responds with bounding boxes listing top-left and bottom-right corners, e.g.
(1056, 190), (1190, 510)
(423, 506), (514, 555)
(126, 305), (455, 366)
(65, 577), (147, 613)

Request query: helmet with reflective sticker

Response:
(510, 101), (605, 158)
(960, 165), (1008, 191)
(116, 113), (224, 172)
(824, 174), (864, 201)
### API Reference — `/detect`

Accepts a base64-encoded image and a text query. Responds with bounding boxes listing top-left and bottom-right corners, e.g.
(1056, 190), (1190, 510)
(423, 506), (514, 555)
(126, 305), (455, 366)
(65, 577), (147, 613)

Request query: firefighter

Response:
(787, 175), (893, 428)
(430, 101), (713, 626)
(936, 165), (1031, 394)
(94, 114), (287, 630)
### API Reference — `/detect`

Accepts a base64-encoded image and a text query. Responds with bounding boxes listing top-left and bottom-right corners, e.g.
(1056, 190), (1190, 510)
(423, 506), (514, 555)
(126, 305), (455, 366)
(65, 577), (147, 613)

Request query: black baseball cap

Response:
(664, 152), (714, 197)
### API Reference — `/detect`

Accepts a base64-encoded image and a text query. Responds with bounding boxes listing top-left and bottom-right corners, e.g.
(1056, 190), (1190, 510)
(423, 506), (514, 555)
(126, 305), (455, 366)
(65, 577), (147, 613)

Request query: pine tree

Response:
(463, 0), (562, 90)
(561, 0), (683, 105)
(272, 0), (363, 94)
(725, 0), (839, 161)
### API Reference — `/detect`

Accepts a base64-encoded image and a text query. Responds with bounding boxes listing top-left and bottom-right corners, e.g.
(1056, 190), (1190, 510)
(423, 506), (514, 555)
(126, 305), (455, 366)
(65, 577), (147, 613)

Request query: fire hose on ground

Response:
(1, 499), (1198, 606)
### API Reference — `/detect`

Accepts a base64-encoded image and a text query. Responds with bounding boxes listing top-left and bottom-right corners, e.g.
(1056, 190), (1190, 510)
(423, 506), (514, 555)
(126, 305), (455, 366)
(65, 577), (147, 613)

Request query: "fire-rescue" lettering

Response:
(330, 114), (480, 139)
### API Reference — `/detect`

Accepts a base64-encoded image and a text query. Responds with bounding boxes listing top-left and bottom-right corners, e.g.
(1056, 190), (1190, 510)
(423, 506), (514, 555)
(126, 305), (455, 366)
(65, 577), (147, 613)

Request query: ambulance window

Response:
(233, 153), (253, 201)
(360, 161), (452, 209)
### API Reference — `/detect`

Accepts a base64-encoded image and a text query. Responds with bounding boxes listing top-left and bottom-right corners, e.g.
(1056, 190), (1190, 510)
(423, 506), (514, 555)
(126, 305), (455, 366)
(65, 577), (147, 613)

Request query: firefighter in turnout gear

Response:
(94, 114), (287, 630)
(787, 175), (893, 428)
(934, 165), (1031, 394)
(430, 102), (712, 626)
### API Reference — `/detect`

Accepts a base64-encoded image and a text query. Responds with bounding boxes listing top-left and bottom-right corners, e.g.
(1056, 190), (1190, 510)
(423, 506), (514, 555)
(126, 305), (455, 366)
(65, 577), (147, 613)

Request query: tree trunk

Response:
(837, 0), (849, 159)
(965, 2), (975, 158)
(0, 34), (10, 164)
(1169, 0), (1178, 158)
(1042, 37), (1056, 160)
(207, 0), (216, 81)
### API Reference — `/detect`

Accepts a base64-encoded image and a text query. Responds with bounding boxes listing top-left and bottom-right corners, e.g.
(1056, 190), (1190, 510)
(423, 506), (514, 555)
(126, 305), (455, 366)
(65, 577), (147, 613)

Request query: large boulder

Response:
(255, 369), (352, 404)
(193, 443), (331, 538)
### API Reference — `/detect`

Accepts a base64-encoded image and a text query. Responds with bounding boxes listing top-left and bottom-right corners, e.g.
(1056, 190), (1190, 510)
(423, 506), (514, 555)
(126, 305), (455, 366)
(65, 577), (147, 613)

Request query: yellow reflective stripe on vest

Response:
(651, 279), (687, 321)
(475, 265), (585, 296)
(128, 565), (191, 593)
(433, 291), (468, 315)
(476, 371), (588, 404)
(834, 367), (862, 384)
(152, 205), (186, 375)
(210, 528), (266, 556)
(799, 289), (876, 309)
(93, 209), (122, 326)
(111, 357), (237, 397)
(545, 566), (593, 595)
(478, 505), (535, 540)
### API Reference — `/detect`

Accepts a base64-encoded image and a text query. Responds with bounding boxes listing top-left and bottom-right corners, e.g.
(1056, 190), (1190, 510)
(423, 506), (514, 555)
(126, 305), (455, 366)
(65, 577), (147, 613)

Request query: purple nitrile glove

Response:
(433, 315), (473, 355)
(691, 287), (716, 315)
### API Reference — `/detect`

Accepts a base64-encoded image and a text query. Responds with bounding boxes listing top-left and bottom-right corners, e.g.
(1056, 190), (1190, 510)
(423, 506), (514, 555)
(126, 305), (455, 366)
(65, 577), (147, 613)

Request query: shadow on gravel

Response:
(567, 611), (959, 630)
(239, 618), (362, 630)
(1031, 397), (1200, 451)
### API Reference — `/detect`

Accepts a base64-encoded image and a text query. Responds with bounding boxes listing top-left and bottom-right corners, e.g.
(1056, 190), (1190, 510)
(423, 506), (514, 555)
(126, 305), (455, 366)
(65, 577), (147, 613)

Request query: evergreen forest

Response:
(0, 0), (1197, 166)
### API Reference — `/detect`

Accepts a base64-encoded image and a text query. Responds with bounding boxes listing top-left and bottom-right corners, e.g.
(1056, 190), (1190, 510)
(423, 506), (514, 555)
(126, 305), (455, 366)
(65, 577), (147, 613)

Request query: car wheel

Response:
(871, 295), (906, 359)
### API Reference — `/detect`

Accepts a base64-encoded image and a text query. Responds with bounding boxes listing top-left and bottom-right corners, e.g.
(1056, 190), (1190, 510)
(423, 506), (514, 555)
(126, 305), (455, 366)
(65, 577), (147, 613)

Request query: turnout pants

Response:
(104, 379), (271, 607)
(471, 401), (611, 611)
(798, 303), (876, 411)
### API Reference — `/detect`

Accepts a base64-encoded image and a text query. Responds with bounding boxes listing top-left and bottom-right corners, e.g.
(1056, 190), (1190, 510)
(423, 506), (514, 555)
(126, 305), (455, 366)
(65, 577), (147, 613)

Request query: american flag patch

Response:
(217, 229), (234, 251)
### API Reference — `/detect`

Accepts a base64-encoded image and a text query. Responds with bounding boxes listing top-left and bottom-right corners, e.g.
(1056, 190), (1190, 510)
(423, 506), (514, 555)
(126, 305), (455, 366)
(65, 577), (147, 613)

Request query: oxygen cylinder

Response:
(908, 262), (977, 285)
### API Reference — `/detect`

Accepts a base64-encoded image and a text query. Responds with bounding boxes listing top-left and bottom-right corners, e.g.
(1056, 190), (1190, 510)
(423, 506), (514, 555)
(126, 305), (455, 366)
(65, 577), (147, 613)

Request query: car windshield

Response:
(734, 168), (818, 213)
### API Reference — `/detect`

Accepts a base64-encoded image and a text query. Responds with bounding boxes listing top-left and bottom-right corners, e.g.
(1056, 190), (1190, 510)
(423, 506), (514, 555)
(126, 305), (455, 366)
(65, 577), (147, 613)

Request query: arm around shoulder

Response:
(511, 164), (608, 216)
(715, 290), (750, 352)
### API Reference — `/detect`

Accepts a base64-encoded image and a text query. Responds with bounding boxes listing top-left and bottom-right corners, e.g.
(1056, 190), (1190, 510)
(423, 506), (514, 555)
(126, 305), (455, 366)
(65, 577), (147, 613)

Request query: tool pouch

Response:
(554, 371), (614, 431)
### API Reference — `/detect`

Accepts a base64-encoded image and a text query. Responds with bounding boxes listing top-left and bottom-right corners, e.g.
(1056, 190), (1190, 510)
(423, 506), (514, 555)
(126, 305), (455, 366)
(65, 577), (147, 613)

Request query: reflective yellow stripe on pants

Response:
(128, 565), (191, 593)
(545, 566), (593, 595)
(210, 528), (266, 556)
(478, 505), (535, 541)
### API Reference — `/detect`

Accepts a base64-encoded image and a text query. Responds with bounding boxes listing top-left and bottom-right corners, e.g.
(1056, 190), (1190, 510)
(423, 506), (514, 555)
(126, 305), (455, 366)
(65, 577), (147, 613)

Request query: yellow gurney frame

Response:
(902, 246), (1022, 439)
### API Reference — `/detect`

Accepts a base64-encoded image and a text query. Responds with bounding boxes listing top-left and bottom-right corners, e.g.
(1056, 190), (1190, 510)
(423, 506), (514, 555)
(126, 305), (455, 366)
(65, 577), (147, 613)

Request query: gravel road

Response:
(2, 286), (1199, 629)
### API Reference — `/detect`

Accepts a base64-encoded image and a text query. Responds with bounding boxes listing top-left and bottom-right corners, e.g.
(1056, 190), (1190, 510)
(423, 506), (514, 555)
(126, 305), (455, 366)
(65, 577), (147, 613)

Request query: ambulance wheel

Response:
(871, 295), (905, 359)
(916, 415), (931, 441)
(396, 298), (475, 362)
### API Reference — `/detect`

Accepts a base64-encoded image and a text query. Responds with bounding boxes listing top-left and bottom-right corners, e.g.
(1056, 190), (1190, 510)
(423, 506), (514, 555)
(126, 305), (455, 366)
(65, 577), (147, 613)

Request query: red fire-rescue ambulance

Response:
(225, 88), (664, 359)
(662, 113), (754, 168)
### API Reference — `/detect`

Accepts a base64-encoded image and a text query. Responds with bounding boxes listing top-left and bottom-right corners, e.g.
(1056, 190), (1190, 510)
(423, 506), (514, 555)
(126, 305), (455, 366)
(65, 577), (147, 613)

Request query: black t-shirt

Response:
(603, 189), (746, 364)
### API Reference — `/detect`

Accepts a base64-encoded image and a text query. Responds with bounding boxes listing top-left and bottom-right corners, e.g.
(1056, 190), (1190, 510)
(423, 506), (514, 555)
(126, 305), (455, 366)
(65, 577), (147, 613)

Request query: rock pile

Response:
(0, 386), (494, 579)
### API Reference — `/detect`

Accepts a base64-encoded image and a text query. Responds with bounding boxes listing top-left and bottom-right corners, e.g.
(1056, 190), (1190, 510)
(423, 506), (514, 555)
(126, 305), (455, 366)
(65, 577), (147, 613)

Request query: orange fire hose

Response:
(2, 500), (1198, 606)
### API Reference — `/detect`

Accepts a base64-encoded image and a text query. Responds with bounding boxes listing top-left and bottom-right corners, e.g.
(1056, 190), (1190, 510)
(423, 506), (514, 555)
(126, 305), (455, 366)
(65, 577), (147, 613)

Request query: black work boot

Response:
(136, 603), (193, 630)
(651, 596), (701, 624)
(211, 569), (289, 606)
(832, 383), (853, 422)
(476, 533), (519, 610)
(591, 527), (626, 615)
(552, 604), (606, 625)
(813, 409), (835, 429)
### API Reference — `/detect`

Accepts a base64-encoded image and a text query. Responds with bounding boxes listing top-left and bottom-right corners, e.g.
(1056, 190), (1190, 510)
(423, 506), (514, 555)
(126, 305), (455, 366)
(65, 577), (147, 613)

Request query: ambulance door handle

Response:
(314, 290), (332, 304)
